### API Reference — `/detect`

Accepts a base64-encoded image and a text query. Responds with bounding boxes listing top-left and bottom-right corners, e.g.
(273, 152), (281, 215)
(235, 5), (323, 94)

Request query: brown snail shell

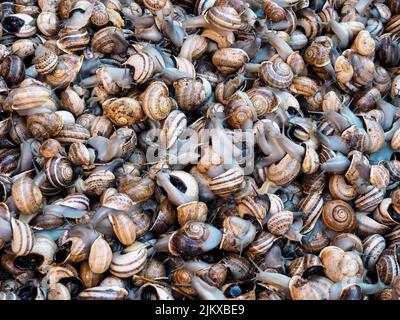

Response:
(125, 52), (154, 84)
(302, 146), (320, 174)
(44, 157), (74, 189)
(209, 167), (244, 196)
(205, 6), (242, 32)
(362, 234), (386, 271)
(298, 192), (323, 234)
(168, 221), (222, 256)
(118, 176), (155, 203)
(376, 248), (400, 285)
(288, 254), (324, 278)
(355, 187), (384, 212)
(39, 139), (62, 158)
(150, 197), (176, 234)
(173, 77), (212, 112)
(267, 154), (301, 187)
(212, 48), (249, 75)
(27, 112), (63, 139)
(82, 170), (115, 196)
(68, 142), (91, 166)
(322, 200), (356, 232)
(319, 246), (364, 282)
(225, 91), (257, 129)
(236, 195), (268, 227)
(78, 286), (128, 300)
(57, 28), (90, 54)
(259, 58), (294, 89)
(245, 231), (282, 258)
(110, 242), (148, 278)
(220, 216), (256, 253)
(60, 86), (84, 117)
(108, 213), (136, 246)
(34, 46), (58, 75)
(103, 97), (145, 127)
(177, 201), (208, 227)
(55, 124), (90, 145)
(91, 1), (109, 26)
(140, 81), (176, 121)
(246, 87), (280, 118)
(88, 236), (112, 274)
(267, 210), (294, 236)
(370, 164), (390, 189)
(12, 176), (43, 215)
(11, 218), (34, 257)
(91, 27), (128, 55)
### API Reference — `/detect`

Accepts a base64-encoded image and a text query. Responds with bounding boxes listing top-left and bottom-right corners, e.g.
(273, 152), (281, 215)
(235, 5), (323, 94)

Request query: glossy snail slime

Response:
(0, 0), (400, 301)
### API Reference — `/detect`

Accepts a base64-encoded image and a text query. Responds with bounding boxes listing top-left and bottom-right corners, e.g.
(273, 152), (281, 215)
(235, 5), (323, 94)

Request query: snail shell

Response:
(288, 254), (324, 278)
(91, 27), (128, 55)
(11, 218), (34, 256)
(370, 164), (390, 189)
(362, 234), (386, 271)
(260, 58), (294, 89)
(355, 187), (384, 212)
(110, 242), (147, 278)
(298, 192), (323, 234)
(101, 189), (134, 212)
(12, 176), (43, 215)
(55, 124), (90, 145)
(212, 48), (249, 75)
(78, 286), (128, 300)
(34, 46), (58, 75)
(289, 275), (332, 300)
(91, 1), (109, 26)
(319, 246), (364, 282)
(125, 52), (154, 84)
(267, 154), (301, 187)
(373, 198), (400, 226)
(267, 210), (294, 236)
(376, 249), (400, 285)
(160, 110), (187, 149)
(177, 201), (208, 227)
(245, 231), (281, 258)
(236, 195), (267, 227)
(108, 213), (136, 246)
(168, 221), (222, 256)
(60, 86), (84, 117)
(68, 142), (91, 166)
(205, 6), (242, 32)
(57, 28), (90, 54)
(220, 216), (257, 253)
(209, 167), (244, 197)
(173, 77), (212, 111)
(246, 87), (280, 118)
(304, 42), (331, 67)
(222, 253), (251, 280)
(27, 112), (63, 139)
(103, 97), (145, 127)
(151, 198), (176, 234)
(83, 170), (115, 196)
(44, 157), (74, 189)
(119, 176), (155, 203)
(225, 91), (257, 129)
(88, 236), (112, 274)
(39, 139), (62, 158)
(141, 81), (176, 121)
(302, 146), (320, 175)
(322, 200), (356, 232)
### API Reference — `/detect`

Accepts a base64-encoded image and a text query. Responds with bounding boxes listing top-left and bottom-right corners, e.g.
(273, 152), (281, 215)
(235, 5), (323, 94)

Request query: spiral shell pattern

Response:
(322, 200), (356, 232)
(260, 58), (294, 89)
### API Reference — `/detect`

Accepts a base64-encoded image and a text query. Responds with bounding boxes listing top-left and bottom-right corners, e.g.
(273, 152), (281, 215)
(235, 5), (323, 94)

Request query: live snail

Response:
(0, 0), (400, 301)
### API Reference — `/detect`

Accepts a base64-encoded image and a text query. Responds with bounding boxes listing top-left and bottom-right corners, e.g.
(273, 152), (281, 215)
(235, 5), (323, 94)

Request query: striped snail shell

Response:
(168, 221), (222, 256)
(298, 192), (323, 234)
(322, 200), (356, 232)
(267, 210), (294, 236)
(44, 157), (74, 189)
(362, 234), (386, 271)
(12, 176), (43, 215)
(34, 46), (58, 75)
(205, 6), (242, 32)
(246, 87), (280, 118)
(57, 28), (90, 54)
(11, 218), (34, 256)
(110, 242), (148, 278)
(220, 216), (257, 253)
(209, 167), (245, 197)
(288, 254), (324, 278)
(376, 248), (400, 285)
(260, 57), (294, 89)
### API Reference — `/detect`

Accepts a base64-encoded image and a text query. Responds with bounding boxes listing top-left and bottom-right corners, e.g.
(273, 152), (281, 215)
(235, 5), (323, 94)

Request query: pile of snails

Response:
(0, 0), (400, 301)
